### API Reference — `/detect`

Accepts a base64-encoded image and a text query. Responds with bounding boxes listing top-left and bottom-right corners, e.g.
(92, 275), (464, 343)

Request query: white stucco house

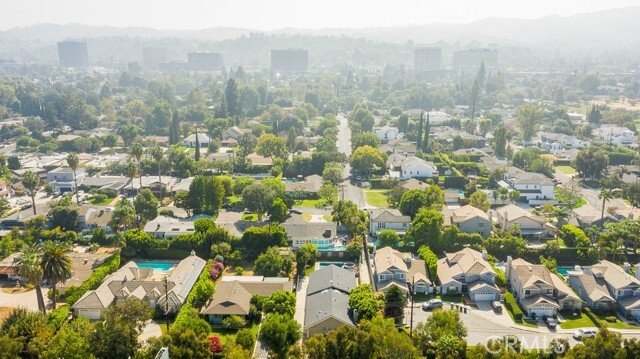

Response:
(596, 125), (636, 147)
(500, 167), (555, 204)
(369, 209), (411, 237)
(373, 126), (401, 142)
(47, 167), (86, 193)
(180, 133), (210, 148)
(387, 154), (438, 180)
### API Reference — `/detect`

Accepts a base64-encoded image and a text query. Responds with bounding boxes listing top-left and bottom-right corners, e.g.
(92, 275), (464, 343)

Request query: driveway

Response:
(138, 320), (163, 343)
(0, 281), (53, 313)
(294, 274), (309, 330)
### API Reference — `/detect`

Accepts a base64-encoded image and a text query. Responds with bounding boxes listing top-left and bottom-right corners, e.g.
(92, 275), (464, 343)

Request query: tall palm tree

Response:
(125, 161), (138, 196)
(15, 244), (46, 314)
(129, 142), (144, 188)
(66, 152), (80, 204)
(22, 170), (40, 215)
(150, 146), (164, 201)
(617, 165), (630, 179)
(40, 241), (73, 310)
(598, 189), (614, 220)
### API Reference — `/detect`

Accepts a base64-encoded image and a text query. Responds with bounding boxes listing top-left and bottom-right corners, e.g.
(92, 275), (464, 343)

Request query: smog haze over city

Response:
(1, 1), (640, 359)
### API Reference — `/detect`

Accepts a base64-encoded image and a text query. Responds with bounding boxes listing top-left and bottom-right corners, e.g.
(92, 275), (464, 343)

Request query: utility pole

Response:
(409, 276), (415, 338)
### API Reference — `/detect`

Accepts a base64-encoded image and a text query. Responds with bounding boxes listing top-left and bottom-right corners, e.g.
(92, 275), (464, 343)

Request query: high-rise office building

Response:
(413, 46), (442, 73)
(453, 49), (498, 68)
(142, 47), (168, 70)
(57, 41), (89, 67)
(187, 52), (224, 71)
(271, 49), (308, 73)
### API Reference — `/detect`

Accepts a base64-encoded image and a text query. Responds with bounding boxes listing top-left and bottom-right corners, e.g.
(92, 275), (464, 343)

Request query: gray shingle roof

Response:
(307, 265), (357, 296)
(304, 289), (354, 329)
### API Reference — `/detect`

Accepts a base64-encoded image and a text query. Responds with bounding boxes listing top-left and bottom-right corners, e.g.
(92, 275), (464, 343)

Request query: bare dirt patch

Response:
(1, 284), (33, 294)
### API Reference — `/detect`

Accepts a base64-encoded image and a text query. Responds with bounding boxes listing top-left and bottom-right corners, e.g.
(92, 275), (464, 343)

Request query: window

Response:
(479, 223), (485, 227)
(525, 290), (530, 296)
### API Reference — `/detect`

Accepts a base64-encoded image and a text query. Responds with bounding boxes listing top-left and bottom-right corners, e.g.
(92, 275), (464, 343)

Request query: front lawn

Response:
(241, 213), (258, 222)
(595, 313), (638, 329)
(89, 196), (115, 206)
(365, 190), (389, 207)
(556, 166), (577, 175)
(322, 214), (333, 222)
(210, 323), (259, 346)
(559, 310), (597, 329)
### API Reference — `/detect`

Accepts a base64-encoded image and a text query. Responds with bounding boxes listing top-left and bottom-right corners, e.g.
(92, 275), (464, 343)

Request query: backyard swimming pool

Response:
(137, 262), (175, 273)
(319, 262), (356, 269)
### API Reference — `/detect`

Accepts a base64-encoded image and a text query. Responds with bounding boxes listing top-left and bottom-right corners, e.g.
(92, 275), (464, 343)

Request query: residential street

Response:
(336, 113), (369, 209)
(405, 301), (640, 350)
(554, 168), (630, 215)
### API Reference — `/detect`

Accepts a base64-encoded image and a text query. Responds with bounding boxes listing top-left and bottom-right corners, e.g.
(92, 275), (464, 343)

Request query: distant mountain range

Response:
(2, 7), (640, 47)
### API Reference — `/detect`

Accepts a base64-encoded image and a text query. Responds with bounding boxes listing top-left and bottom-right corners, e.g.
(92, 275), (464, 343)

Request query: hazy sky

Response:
(1, 0), (638, 31)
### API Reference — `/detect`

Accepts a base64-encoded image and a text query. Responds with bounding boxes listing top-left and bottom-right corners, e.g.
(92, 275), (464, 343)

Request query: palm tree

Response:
(129, 142), (144, 188)
(22, 170), (40, 215)
(150, 146), (164, 201)
(125, 161), (138, 196)
(15, 244), (46, 314)
(67, 152), (80, 204)
(40, 241), (73, 310)
(617, 165), (630, 179)
(598, 189), (614, 220)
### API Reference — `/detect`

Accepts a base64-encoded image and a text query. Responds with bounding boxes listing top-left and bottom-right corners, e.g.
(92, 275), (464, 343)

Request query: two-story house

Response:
(368, 209), (411, 237)
(596, 125), (636, 147)
(47, 167), (86, 193)
(506, 257), (582, 317)
(501, 167), (555, 203)
(437, 248), (500, 301)
(495, 204), (555, 240)
(387, 154), (438, 180)
(373, 247), (431, 294)
(373, 125), (401, 143)
(571, 260), (640, 318)
(445, 205), (492, 237)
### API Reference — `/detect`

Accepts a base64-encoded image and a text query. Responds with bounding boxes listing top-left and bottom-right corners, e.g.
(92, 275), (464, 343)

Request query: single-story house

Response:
(201, 276), (292, 324)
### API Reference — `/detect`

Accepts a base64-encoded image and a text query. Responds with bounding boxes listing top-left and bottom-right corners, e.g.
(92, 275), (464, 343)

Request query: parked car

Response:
(573, 328), (597, 340)
(422, 299), (443, 310)
(544, 316), (558, 329)
(491, 301), (502, 313)
(290, 209), (303, 214)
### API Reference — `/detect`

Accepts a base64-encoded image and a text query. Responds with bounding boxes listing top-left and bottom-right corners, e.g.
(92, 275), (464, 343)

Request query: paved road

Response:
(406, 301), (640, 351)
(336, 113), (352, 180)
(554, 168), (630, 216)
(336, 113), (369, 209)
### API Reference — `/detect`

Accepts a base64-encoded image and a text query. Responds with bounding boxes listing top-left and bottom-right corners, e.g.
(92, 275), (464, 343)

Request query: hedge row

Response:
(444, 176), (466, 189)
(583, 308), (602, 328)
(64, 252), (121, 305)
(418, 246), (438, 282)
(370, 178), (398, 190)
(504, 292), (523, 321)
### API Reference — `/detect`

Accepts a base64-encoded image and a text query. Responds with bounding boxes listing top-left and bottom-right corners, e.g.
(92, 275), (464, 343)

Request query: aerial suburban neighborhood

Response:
(1, 2), (640, 359)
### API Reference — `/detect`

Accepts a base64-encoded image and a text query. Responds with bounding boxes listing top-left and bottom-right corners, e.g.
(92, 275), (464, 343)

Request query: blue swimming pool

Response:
(317, 245), (346, 252)
(556, 267), (574, 276)
(319, 262), (356, 269)
(137, 262), (175, 272)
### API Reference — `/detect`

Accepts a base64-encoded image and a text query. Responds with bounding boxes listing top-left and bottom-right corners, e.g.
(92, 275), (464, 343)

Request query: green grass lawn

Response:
(556, 166), (577, 175)
(210, 323), (259, 346)
(595, 313), (638, 329)
(574, 198), (587, 208)
(559, 310), (597, 329)
(296, 199), (323, 208)
(323, 214), (333, 222)
(241, 213), (258, 222)
(227, 195), (242, 205)
(364, 190), (389, 207)
(89, 196), (115, 206)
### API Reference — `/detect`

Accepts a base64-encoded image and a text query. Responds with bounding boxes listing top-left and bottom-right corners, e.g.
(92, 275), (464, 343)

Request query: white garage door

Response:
(473, 292), (498, 301)
(631, 309), (640, 318)
(530, 308), (555, 317)
(78, 309), (101, 320)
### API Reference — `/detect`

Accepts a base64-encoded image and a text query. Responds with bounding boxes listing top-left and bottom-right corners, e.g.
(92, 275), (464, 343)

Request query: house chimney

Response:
(505, 256), (513, 280)
(482, 249), (488, 260)
(190, 250), (195, 257)
(624, 262), (631, 273)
